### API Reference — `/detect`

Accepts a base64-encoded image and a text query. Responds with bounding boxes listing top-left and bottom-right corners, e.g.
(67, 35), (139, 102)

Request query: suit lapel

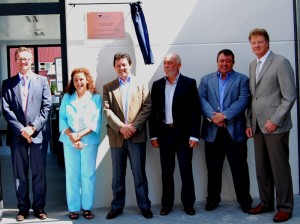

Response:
(111, 78), (124, 114)
(256, 51), (274, 85)
(173, 74), (181, 99)
(249, 61), (257, 90)
(223, 72), (235, 99)
(158, 78), (166, 110)
(27, 73), (38, 105)
(127, 76), (137, 116)
(11, 75), (23, 109)
(212, 73), (220, 101)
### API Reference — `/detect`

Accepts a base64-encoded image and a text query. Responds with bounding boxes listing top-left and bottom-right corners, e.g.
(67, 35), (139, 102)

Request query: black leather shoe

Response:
(160, 207), (171, 216)
(241, 205), (252, 213)
(205, 201), (218, 211)
(106, 208), (123, 219)
(184, 207), (195, 216)
(141, 209), (153, 219)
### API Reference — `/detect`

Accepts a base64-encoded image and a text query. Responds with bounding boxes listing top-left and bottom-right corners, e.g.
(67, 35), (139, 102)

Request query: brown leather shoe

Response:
(249, 204), (274, 215)
(16, 211), (29, 222)
(273, 210), (292, 222)
(34, 208), (47, 220)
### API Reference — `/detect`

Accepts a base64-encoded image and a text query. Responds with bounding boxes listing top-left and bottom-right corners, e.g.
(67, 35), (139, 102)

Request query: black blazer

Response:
(149, 74), (201, 140)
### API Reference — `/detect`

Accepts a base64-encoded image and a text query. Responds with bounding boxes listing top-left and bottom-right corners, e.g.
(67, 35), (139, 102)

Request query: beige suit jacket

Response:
(246, 51), (297, 134)
(103, 75), (151, 147)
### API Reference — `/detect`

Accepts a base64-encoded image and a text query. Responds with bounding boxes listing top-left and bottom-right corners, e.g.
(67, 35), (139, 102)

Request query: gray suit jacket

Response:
(103, 75), (151, 147)
(246, 51), (297, 134)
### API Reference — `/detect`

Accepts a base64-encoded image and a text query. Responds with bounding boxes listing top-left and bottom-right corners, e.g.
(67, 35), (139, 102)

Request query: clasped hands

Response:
(211, 112), (227, 128)
(68, 132), (85, 150)
(120, 124), (136, 139)
(21, 126), (36, 143)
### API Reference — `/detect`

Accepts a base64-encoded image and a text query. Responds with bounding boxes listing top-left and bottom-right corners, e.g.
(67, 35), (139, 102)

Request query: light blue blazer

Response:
(198, 71), (250, 142)
(59, 91), (102, 146)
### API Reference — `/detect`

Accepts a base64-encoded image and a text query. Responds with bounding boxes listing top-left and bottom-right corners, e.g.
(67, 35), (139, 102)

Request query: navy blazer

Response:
(199, 71), (250, 142)
(149, 74), (201, 140)
(1, 73), (52, 145)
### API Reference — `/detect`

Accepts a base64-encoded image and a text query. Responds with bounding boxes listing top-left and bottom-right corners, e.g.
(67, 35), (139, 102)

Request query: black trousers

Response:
(205, 128), (252, 208)
(159, 126), (195, 209)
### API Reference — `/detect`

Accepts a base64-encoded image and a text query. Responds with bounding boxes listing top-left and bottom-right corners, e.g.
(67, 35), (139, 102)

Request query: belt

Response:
(165, 123), (175, 128)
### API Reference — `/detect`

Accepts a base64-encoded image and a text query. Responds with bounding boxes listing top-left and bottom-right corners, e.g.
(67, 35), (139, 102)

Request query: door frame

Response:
(0, 0), (68, 89)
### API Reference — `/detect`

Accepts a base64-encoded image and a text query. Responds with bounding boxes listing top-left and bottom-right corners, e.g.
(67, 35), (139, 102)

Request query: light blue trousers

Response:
(64, 144), (98, 212)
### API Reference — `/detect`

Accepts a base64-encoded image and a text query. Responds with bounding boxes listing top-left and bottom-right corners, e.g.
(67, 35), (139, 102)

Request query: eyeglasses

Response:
(16, 58), (32, 62)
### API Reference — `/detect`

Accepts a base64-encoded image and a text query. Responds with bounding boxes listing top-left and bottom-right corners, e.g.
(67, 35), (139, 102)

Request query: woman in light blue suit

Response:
(59, 68), (102, 220)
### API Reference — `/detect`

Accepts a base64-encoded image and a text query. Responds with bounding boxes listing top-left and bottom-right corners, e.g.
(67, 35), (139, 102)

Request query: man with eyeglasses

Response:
(198, 49), (252, 213)
(246, 28), (297, 223)
(1, 47), (52, 221)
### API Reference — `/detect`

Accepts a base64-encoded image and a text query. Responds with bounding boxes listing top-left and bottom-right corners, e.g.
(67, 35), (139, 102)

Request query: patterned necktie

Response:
(21, 76), (26, 86)
(21, 76), (29, 112)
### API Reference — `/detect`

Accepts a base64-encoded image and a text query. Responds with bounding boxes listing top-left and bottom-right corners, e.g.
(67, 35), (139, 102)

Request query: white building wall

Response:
(65, 0), (299, 208)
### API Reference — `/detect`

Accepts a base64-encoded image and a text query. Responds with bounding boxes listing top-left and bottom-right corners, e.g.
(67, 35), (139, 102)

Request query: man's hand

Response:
(264, 120), (278, 133)
(120, 124), (136, 139)
(211, 112), (226, 126)
(245, 127), (253, 138)
(151, 139), (160, 148)
(189, 140), (198, 148)
(21, 126), (36, 140)
(216, 121), (227, 128)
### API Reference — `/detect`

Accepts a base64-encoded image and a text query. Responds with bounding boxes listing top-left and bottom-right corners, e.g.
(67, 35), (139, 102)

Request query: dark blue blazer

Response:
(149, 74), (201, 140)
(199, 71), (250, 142)
(1, 73), (52, 145)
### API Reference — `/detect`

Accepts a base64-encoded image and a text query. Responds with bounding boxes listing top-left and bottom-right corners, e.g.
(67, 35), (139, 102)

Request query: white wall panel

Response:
(65, 0), (298, 208)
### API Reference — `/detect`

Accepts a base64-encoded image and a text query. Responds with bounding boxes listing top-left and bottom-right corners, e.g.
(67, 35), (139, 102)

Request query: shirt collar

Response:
(76, 90), (92, 100)
(118, 75), (131, 85)
(18, 71), (33, 80)
(164, 72), (180, 84)
(217, 70), (233, 79)
(258, 50), (270, 64)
